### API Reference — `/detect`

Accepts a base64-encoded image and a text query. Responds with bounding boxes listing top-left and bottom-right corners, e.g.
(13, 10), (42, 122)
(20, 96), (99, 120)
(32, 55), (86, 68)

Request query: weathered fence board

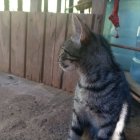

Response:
(93, 14), (103, 33)
(44, 0), (48, 12)
(0, 12), (103, 93)
(11, 12), (26, 77)
(4, 0), (9, 11)
(26, 13), (45, 82)
(62, 14), (93, 92)
(43, 13), (57, 86)
(0, 12), (10, 72)
(18, 0), (23, 11)
(62, 14), (78, 92)
(30, 0), (42, 12)
(51, 13), (68, 88)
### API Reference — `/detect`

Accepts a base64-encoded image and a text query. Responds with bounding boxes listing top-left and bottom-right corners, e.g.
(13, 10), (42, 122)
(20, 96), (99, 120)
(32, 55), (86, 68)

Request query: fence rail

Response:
(0, 12), (103, 92)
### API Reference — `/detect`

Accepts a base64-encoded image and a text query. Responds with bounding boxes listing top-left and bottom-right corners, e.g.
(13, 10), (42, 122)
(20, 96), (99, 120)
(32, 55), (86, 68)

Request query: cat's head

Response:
(59, 15), (114, 73)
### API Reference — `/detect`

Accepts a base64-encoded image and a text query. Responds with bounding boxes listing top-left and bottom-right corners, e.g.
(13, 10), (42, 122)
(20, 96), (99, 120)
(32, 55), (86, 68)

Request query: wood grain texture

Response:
(92, 0), (107, 15)
(92, 0), (107, 33)
(30, 0), (42, 12)
(0, 12), (10, 72)
(11, 12), (26, 77)
(26, 13), (45, 82)
(93, 14), (104, 34)
(18, 0), (23, 11)
(43, 13), (57, 86)
(4, 0), (9, 11)
(62, 14), (93, 92)
(51, 13), (68, 88)
(0, 12), (103, 92)
(62, 14), (78, 92)
(44, 0), (48, 12)
(77, 14), (93, 29)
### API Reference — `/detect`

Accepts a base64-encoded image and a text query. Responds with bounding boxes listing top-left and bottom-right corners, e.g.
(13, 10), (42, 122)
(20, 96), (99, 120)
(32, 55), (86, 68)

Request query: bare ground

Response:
(0, 72), (139, 140)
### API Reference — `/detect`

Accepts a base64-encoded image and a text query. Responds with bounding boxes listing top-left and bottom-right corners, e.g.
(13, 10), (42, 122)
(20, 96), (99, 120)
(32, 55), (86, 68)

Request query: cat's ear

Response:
(71, 15), (91, 45)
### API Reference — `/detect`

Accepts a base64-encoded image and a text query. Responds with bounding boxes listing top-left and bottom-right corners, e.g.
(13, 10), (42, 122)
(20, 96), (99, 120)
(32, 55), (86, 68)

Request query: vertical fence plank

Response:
(92, 0), (107, 34)
(4, 0), (9, 11)
(69, 0), (73, 13)
(57, 0), (61, 13)
(77, 14), (93, 29)
(43, 13), (57, 86)
(18, 0), (23, 11)
(62, 14), (93, 92)
(62, 14), (78, 92)
(92, 0), (107, 15)
(0, 12), (10, 72)
(30, 0), (42, 12)
(11, 12), (26, 77)
(51, 13), (68, 88)
(44, 0), (48, 12)
(26, 13), (45, 82)
(93, 14), (104, 34)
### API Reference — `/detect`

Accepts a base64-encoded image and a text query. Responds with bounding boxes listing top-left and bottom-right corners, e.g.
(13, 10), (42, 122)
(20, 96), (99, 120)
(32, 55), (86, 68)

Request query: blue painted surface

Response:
(103, 0), (140, 72)
(130, 26), (140, 84)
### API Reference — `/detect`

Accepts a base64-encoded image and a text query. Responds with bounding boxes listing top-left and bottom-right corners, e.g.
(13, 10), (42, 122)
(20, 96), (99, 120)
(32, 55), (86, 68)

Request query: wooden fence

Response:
(0, 12), (103, 92)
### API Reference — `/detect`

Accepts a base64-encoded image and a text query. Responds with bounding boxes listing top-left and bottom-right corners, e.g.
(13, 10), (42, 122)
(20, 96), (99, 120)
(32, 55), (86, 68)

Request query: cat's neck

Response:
(78, 63), (120, 87)
(78, 65), (100, 87)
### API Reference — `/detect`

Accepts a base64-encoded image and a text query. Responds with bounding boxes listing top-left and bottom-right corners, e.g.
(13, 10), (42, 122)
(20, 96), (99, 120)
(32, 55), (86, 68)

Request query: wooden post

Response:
(4, 0), (9, 11)
(92, 0), (107, 33)
(30, 0), (42, 12)
(0, 12), (10, 72)
(92, 0), (107, 15)
(26, 13), (45, 82)
(11, 12), (26, 77)
(44, 0), (48, 12)
(51, 13), (68, 88)
(43, 13), (57, 86)
(69, 0), (73, 13)
(57, 0), (61, 13)
(18, 0), (23, 11)
(64, 0), (66, 13)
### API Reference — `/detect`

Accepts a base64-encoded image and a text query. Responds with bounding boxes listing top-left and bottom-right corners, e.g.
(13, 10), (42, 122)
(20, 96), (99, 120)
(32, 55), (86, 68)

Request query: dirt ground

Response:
(0, 72), (139, 140)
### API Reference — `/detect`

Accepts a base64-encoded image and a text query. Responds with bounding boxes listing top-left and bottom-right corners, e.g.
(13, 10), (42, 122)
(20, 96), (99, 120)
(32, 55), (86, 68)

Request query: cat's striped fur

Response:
(59, 15), (131, 140)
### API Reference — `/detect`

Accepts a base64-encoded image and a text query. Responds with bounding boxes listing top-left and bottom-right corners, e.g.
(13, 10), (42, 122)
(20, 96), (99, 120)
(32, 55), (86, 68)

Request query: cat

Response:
(58, 15), (131, 140)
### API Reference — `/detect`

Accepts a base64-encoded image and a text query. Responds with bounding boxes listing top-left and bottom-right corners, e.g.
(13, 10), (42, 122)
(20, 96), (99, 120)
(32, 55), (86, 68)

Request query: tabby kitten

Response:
(59, 15), (131, 140)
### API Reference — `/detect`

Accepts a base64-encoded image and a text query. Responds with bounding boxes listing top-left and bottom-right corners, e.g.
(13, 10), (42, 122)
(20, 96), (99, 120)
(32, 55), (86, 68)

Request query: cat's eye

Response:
(59, 46), (80, 62)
